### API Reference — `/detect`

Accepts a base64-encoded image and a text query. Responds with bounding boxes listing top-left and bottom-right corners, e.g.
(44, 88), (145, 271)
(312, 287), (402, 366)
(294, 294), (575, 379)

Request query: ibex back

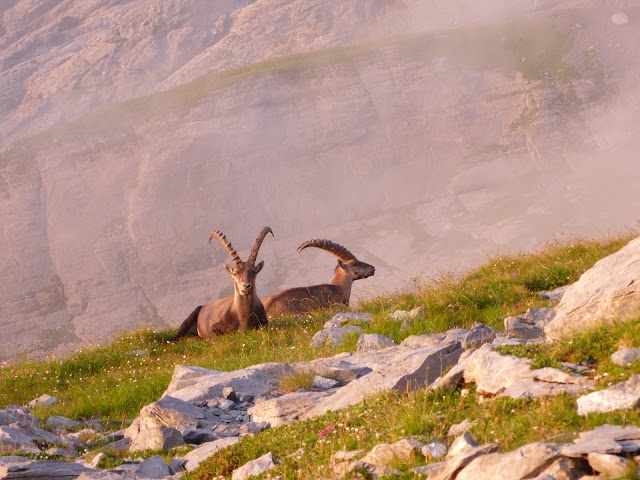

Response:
(262, 239), (374, 318)
(172, 226), (273, 340)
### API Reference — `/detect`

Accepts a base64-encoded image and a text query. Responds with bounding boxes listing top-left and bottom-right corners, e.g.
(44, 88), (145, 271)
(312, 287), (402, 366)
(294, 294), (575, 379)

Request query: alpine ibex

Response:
(172, 227), (273, 340)
(262, 239), (375, 318)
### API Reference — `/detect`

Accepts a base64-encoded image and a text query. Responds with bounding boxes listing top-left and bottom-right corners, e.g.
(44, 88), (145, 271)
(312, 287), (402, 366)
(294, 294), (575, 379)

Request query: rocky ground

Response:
(1, 236), (640, 478)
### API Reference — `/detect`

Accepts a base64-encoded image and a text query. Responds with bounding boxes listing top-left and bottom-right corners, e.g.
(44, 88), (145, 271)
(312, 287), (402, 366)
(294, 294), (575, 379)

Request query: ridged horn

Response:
(297, 239), (357, 264)
(247, 226), (274, 266)
(209, 230), (241, 266)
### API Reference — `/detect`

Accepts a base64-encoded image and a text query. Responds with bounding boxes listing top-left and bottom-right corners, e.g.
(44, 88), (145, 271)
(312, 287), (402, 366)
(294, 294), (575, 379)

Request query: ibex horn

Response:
(297, 239), (357, 264)
(247, 226), (274, 266)
(209, 230), (241, 266)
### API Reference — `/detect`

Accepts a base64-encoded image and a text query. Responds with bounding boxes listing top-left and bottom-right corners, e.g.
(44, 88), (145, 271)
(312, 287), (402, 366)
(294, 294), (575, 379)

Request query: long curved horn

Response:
(247, 226), (274, 266)
(297, 239), (357, 264)
(209, 230), (241, 266)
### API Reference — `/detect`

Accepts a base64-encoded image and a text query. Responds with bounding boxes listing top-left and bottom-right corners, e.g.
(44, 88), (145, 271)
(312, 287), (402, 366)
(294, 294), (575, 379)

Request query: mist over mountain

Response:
(1, 0), (640, 362)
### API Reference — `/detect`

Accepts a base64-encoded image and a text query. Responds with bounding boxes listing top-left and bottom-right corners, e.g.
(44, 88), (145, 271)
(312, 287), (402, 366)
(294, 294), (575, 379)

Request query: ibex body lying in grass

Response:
(262, 239), (375, 318)
(172, 227), (273, 340)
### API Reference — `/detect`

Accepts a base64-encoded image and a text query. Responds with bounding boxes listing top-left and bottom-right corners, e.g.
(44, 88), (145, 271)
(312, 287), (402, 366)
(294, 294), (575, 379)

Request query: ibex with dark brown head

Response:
(172, 227), (273, 340)
(262, 239), (375, 318)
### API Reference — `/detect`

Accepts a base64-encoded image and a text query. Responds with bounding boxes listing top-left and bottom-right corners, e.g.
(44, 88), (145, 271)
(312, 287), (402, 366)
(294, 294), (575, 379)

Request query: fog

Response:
(1, 0), (640, 361)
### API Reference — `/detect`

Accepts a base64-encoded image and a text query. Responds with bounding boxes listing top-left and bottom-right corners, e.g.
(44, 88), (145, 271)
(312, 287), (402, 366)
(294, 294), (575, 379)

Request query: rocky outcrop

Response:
(545, 236), (640, 341)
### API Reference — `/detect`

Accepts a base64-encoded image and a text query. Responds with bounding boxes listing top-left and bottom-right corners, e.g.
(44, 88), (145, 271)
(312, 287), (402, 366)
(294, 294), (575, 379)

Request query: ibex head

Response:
(210, 227), (274, 296)
(298, 239), (375, 281)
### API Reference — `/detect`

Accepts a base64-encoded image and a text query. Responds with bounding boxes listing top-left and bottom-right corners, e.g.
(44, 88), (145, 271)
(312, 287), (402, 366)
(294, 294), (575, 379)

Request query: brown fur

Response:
(172, 227), (272, 340)
(263, 240), (374, 318)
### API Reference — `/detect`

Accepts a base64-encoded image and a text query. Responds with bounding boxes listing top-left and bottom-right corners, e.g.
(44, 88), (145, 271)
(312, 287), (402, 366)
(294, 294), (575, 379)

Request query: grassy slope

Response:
(2, 233), (639, 478)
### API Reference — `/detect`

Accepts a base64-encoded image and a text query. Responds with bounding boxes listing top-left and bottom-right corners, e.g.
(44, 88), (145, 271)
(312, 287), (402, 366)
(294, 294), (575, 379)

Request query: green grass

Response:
(1, 233), (639, 478)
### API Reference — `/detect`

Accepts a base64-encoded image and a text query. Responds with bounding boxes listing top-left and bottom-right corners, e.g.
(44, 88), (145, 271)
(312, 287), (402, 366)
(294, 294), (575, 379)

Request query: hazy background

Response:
(1, 0), (640, 362)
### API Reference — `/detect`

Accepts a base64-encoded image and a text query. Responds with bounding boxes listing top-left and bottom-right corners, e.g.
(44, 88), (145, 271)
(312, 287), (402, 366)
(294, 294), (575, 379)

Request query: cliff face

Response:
(2, 0), (640, 362)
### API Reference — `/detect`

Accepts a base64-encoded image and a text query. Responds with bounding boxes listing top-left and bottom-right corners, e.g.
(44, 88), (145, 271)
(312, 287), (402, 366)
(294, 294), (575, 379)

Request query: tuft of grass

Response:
(277, 370), (316, 393)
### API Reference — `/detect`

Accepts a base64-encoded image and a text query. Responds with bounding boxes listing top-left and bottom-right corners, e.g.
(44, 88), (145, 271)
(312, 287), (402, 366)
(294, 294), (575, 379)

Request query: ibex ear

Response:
(254, 261), (264, 273)
(338, 260), (346, 269)
(223, 263), (234, 274)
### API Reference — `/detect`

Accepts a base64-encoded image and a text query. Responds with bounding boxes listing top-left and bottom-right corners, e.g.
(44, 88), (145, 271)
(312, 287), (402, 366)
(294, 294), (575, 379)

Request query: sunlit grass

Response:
(1, 233), (638, 478)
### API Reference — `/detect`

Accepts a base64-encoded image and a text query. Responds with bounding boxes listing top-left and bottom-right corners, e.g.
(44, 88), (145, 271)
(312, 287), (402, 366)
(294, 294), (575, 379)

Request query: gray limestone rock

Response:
(312, 325), (365, 348)
(429, 443), (499, 480)
(136, 455), (174, 479)
(180, 437), (241, 471)
(26, 395), (58, 409)
(455, 443), (559, 480)
(248, 391), (331, 427)
(45, 415), (82, 431)
(577, 374), (640, 416)
(164, 363), (293, 404)
(611, 347), (640, 367)
(390, 307), (425, 321)
(304, 340), (463, 418)
(587, 452), (632, 478)
(311, 375), (340, 389)
(545, 237), (640, 341)
(323, 312), (373, 329)
(0, 457), (91, 478)
(361, 438), (424, 465)
(356, 334), (396, 352)
(447, 432), (479, 459)
(560, 424), (640, 457)
(232, 452), (275, 480)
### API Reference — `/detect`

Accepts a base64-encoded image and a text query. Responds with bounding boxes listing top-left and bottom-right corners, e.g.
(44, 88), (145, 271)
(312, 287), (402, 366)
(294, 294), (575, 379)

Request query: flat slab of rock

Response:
(164, 363), (293, 403)
(303, 340), (463, 418)
(576, 374), (640, 415)
(545, 236), (640, 341)
(232, 452), (275, 480)
(180, 437), (241, 471)
(0, 456), (91, 478)
(456, 443), (559, 480)
(323, 312), (373, 328)
(560, 424), (640, 456)
(611, 347), (640, 366)
(429, 443), (499, 480)
(461, 344), (593, 398)
(248, 391), (330, 426)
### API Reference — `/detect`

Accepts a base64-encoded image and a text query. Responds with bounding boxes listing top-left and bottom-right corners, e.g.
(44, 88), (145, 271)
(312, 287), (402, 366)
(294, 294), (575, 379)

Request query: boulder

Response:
(45, 415), (82, 431)
(304, 340), (463, 418)
(180, 437), (241, 471)
(455, 443), (559, 480)
(447, 432), (479, 459)
(0, 457), (91, 478)
(164, 363), (293, 403)
(323, 312), (373, 328)
(461, 344), (593, 398)
(248, 391), (331, 426)
(0, 405), (41, 428)
(611, 347), (640, 366)
(545, 237), (640, 341)
(356, 334), (396, 352)
(26, 395), (58, 409)
(577, 374), (640, 416)
(361, 439), (423, 465)
(136, 455), (174, 479)
(390, 307), (425, 321)
(587, 452), (632, 478)
(232, 452), (275, 480)
(312, 325), (365, 348)
(560, 424), (640, 457)
(429, 443), (499, 480)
